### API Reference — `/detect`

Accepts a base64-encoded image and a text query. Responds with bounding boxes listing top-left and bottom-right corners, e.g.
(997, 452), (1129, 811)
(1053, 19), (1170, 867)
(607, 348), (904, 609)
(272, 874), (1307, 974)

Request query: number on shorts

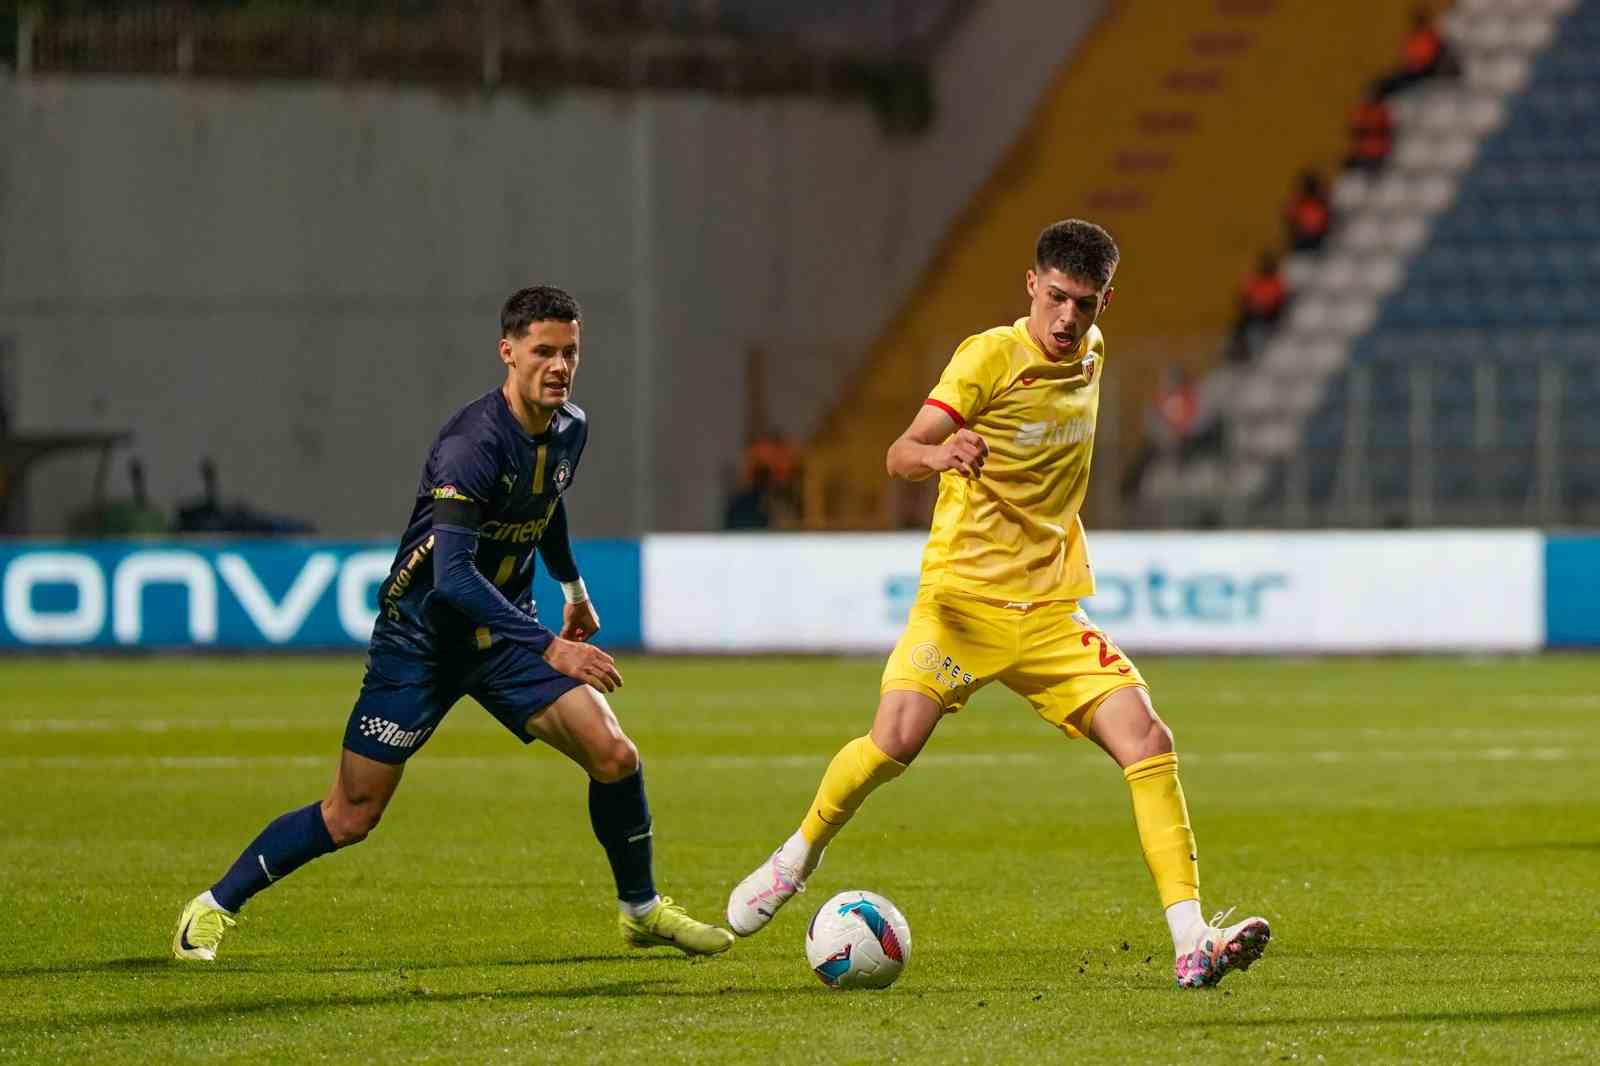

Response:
(1081, 629), (1132, 674)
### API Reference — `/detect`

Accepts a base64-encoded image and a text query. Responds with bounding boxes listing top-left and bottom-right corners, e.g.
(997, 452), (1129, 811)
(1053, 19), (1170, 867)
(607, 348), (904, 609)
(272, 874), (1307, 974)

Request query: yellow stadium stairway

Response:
(804, 0), (1429, 529)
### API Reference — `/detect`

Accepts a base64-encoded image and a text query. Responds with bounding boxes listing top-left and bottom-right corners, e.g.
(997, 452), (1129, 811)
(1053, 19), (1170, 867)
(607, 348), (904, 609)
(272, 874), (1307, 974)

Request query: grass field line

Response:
(0, 746), (1579, 772)
(3, 717), (294, 732)
(3, 717), (1583, 742)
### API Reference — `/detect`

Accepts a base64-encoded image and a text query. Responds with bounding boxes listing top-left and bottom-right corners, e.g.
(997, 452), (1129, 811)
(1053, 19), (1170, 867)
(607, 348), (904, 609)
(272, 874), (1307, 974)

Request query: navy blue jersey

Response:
(372, 388), (587, 655)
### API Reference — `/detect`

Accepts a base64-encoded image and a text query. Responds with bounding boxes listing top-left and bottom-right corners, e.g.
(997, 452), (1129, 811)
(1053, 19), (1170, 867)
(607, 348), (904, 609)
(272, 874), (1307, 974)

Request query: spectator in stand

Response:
(1228, 251), (1290, 363)
(1346, 86), (1394, 173)
(1377, 8), (1460, 98)
(740, 429), (799, 499)
(1119, 365), (1202, 504)
(724, 467), (775, 530)
(1285, 170), (1333, 252)
(723, 429), (801, 529)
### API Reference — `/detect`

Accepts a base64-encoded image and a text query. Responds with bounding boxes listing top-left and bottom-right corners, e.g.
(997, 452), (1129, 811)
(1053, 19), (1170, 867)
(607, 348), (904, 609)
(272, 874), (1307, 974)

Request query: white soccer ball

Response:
(805, 890), (912, 989)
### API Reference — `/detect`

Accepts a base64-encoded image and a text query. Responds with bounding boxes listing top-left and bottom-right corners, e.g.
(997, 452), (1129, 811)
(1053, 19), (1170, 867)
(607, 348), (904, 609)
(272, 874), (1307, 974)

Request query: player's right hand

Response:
(931, 428), (989, 477)
(544, 637), (624, 692)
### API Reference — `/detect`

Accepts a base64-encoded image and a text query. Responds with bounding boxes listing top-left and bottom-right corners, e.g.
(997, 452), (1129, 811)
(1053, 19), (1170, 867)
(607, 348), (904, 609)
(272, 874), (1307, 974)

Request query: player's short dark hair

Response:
(501, 285), (582, 338)
(1035, 220), (1120, 288)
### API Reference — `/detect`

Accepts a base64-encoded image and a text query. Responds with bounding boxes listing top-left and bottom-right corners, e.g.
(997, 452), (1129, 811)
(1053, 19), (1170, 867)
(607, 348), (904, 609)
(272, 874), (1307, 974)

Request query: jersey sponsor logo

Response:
(1015, 418), (1093, 447)
(480, 515), (552, 544)
(355, 714), (435, 751)
(909, 642), (974, 690)
(934, 655), (975, 692)
(432, 485), (472, 502)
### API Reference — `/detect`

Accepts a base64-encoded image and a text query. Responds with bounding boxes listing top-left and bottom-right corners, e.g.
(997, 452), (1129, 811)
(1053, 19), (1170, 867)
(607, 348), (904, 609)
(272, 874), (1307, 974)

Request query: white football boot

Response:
(726, 848), (808, 937)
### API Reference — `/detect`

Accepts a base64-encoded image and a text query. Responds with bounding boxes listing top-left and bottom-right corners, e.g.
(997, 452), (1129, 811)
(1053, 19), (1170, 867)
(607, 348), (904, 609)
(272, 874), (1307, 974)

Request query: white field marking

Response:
(0, 715), (845, 738)
(11, 715), (1580, 744)
(1504, 694), (1600, 710)
(0, 755), (328, 770)
(2, 718), (293, 733)
(0, 748), (1583, 773)
(1207, 747), (1574, 765)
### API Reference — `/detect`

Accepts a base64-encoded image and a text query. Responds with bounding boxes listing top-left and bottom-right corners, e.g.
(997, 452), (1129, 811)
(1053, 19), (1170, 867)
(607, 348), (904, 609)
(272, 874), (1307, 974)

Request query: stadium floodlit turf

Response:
(1, 654), (1597, 1064)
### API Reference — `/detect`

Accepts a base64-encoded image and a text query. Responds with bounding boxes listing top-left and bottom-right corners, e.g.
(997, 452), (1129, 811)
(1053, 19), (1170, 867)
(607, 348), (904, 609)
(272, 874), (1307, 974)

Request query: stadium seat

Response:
(1194, 0), (1597, 527)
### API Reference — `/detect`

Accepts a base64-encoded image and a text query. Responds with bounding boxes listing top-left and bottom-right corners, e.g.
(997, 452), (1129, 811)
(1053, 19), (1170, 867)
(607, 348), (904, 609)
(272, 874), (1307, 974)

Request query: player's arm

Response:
(886, 404), (989, 481)
(536, 499), (600, 643)
(888, 333), (1000, 481)
(432, 498), (621, 692)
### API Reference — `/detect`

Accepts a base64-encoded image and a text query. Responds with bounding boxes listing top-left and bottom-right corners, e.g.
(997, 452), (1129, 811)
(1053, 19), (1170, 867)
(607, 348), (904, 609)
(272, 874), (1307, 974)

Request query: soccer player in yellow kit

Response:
(727, 220), (1270, 988)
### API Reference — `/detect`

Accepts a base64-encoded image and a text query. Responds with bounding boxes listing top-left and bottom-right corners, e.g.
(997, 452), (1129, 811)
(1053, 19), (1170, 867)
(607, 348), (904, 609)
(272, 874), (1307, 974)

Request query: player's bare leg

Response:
(322, 749), (406, 845)
(174, 750), (400, 960)
(526, 685), (732, 955)
(1088, 686), (1269, 987)
(728, 689), (938, 936)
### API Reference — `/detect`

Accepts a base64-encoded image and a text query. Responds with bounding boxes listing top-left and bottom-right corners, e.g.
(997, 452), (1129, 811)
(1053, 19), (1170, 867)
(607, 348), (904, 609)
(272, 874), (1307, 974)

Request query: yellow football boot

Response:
(172, 893), (237, 961)
(619, 896), (734, 956)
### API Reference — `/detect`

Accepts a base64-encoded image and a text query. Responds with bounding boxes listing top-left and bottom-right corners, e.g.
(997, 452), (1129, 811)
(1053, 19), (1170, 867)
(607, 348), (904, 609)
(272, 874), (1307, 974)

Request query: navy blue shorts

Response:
(344, 641), (582, 763)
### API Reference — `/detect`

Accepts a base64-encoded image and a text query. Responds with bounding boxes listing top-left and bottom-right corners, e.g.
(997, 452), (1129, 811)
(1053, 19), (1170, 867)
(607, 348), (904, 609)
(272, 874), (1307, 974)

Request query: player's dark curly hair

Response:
(501, 285), (582, 338)
(1035, 220), (1120, 288)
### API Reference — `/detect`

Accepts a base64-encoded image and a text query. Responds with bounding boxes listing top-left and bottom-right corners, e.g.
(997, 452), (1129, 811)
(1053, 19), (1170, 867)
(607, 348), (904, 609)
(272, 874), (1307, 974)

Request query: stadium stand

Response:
(10, 1), (967, 132)
(802, 0), (1423, 530)
(1157, 0), (1599, 527)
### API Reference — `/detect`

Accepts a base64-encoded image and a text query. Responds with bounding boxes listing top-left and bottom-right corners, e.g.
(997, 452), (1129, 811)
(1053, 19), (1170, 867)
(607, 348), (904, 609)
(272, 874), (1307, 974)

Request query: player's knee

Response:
(323, 797), (384, 846)
(589, 735), (640, 783)
(872, 691), (942, 764)
(1136, 716), (1175, 761)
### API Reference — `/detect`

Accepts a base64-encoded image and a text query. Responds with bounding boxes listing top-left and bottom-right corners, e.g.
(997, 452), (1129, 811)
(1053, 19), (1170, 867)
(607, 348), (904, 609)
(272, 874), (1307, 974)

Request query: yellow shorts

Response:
(881, 589), (1147, 739)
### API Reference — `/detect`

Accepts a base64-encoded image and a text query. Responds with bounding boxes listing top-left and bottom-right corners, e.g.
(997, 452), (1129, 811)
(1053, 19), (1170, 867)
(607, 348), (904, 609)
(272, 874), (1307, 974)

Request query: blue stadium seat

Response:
(1271, 3), (1600, 516)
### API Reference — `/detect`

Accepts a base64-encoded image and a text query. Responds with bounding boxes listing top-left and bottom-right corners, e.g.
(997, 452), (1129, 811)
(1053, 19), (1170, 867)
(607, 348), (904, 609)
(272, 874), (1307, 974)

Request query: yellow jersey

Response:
(918, 317), (1104, 603)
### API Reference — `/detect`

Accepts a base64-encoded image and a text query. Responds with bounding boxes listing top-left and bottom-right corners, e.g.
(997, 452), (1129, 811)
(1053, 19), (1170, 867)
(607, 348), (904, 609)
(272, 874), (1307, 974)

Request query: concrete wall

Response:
(0, 0), (1100, 536)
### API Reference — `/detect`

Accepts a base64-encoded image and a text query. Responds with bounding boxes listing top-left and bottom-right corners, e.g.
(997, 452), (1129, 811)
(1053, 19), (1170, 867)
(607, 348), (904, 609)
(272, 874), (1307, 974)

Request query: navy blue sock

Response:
(210, 802), (338, 913)
(588, 769), (656, 905)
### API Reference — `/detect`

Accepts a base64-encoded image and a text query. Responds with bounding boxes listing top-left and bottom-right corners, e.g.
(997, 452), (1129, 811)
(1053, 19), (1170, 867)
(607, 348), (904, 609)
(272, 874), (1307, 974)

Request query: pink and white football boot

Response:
(726, 849), (808, 937)
(1174, 908), (1271, 988)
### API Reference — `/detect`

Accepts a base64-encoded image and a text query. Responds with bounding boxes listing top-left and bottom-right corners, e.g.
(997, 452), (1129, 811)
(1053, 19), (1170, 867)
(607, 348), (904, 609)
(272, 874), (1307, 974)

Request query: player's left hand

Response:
(561, 599), (601, 642)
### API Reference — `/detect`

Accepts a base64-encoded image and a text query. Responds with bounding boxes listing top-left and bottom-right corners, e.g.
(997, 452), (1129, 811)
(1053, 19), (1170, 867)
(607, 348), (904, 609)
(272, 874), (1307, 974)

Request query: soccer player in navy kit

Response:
(173, 286), (733, 960)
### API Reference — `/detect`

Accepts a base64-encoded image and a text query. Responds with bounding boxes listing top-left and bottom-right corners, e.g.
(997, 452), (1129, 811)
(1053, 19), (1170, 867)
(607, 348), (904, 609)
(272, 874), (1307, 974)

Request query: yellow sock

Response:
(1123, 752), (1200, 909)
(799, 736), (908, 848)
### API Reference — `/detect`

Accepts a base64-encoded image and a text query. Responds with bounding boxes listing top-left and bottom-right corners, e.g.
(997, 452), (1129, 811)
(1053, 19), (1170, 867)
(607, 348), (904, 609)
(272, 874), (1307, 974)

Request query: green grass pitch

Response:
(1, 654), (1597, 1064)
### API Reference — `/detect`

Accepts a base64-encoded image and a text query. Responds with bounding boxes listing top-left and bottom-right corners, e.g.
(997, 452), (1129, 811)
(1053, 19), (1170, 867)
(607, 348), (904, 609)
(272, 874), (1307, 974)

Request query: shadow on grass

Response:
(307, 953), (657, 975)
(0, 972), (1007, 1031)
(0, 979), (693, 1031)
(0, 953), (674, 980)
(1179, 1003), (1600, 1028)
(0, 957), (174, 978)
